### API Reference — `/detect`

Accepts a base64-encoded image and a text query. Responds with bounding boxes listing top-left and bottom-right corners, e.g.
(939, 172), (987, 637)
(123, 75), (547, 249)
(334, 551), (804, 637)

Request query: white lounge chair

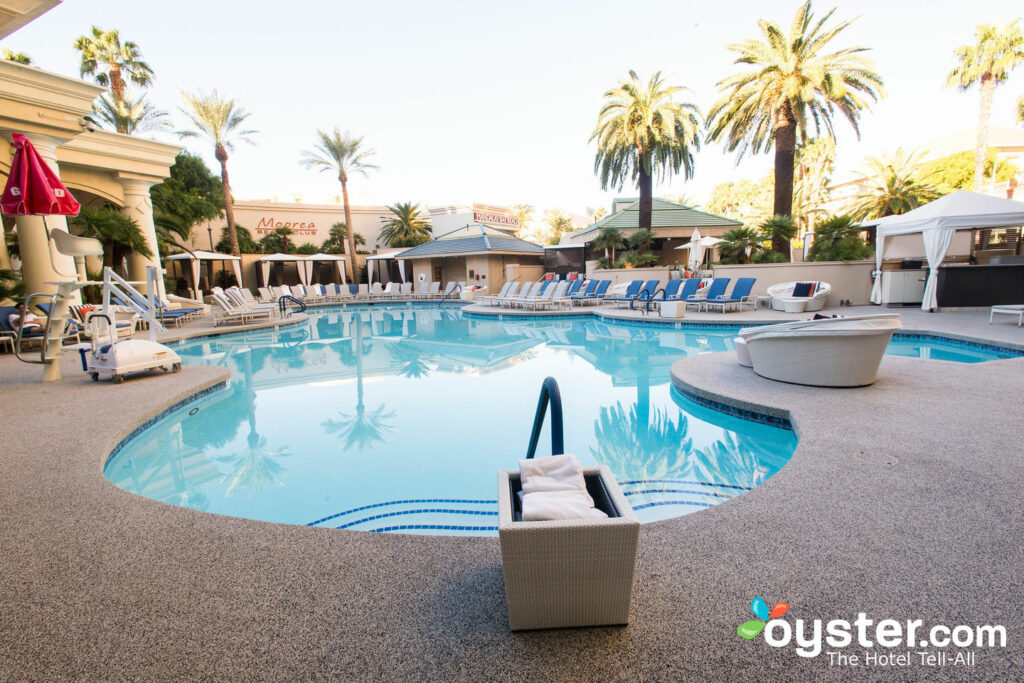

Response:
(428, 282), (441, 298)
(211, 292), (275, 326)
(989, 304), (1024, 326)
(503, 282), (538, 308)
(736, 314), (902, 387)
(522, 281), (566, 310)
(479, 282), (512, 306)
(399, 283), (413, 297)
(767, 281), (832, 312)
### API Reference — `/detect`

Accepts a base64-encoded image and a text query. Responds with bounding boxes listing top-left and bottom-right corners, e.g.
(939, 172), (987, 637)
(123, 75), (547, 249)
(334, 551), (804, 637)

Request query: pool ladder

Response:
(278, 295), (307, 317)
(525, 376), (564, 459)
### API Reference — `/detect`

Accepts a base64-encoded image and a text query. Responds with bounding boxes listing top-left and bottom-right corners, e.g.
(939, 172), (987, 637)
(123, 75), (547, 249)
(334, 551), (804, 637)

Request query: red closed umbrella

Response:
(1, 132), (80, 216)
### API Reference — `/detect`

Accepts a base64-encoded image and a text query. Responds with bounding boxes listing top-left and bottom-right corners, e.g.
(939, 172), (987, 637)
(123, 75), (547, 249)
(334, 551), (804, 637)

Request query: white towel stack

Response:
(518, 454), (609, 521)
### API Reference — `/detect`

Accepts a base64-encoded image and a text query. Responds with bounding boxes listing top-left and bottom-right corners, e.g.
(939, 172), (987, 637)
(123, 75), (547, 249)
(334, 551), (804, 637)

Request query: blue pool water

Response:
(104, 305), (1016, 535)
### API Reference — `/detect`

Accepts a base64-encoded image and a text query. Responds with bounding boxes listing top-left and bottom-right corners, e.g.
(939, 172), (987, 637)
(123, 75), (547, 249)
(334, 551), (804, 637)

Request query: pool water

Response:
(104, 305), (1013, 536)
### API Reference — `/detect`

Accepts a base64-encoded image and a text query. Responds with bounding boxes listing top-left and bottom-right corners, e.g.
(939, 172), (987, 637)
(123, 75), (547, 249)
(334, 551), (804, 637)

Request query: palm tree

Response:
(378, 202), (432, 247)
(512, 203), (534, 239)
(177, 90), (257, 257)
(846, 149), (943, 220)
(92, 92), (168, 135)
(592, 225), (624, 263)
(275, 226), (293, 253)
(2, 49), (30, 64)
(73, 26), (153, 102)
(706, 0), (884, 253)
(947, 20), (1024, 191)
(717, 227), (762, 264)
(300, 128), (378, 280)
(1018, 95), (1024, 125)
(69, 207), (152, 270)
(756, 216), (797, 255)
(544, 209), (574, 245)
(591, 70), (702, 231)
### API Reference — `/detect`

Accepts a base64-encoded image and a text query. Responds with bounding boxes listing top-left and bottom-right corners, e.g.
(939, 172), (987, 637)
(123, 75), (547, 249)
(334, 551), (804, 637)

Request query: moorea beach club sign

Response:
(473, 211), (519, 228)
(255, 216), (318, 235)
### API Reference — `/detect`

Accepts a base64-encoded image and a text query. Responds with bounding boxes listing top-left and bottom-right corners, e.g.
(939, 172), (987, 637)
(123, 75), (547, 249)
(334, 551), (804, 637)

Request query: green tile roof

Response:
(395, 224), (544, 258)
(570, 198), (741, 242)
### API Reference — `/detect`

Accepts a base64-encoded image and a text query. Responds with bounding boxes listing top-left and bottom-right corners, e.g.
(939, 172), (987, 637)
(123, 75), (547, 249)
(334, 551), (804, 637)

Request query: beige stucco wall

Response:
(711, 260), (875, 306)
(588, 266), (672, 287)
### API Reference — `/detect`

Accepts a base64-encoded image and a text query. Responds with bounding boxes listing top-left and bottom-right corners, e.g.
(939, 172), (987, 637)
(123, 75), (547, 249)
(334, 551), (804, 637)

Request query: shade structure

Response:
(164, 250), (242, 299)
(675, 228), (722, 271)
(304, 253), (347, 284)
(365, 251), (408, 286)
(1, 133), (80, 216)
(861, 191), (1024, 310)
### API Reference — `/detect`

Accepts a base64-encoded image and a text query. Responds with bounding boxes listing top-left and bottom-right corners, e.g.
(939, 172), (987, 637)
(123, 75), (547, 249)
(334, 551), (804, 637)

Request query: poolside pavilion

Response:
(395, 223), (545, 291)
(563, 198), (742, 270)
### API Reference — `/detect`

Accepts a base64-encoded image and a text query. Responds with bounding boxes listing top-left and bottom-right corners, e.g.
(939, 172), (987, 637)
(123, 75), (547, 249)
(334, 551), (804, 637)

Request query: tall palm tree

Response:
(275, 226), (293, 254)
(591, 70), (702, 231)
(300, 129), (377, 280)
(92, 92), (168, 135)
(73, 26), (153, 102)
(177, 90), (257, 256)
(846, 149), (943, 220)
(378, 202), (432, 247)
(707, 0), (884, 254)
(592, 225), (624, 262)
(947, 21), (1024, 191)
(512, 203), (534, 239)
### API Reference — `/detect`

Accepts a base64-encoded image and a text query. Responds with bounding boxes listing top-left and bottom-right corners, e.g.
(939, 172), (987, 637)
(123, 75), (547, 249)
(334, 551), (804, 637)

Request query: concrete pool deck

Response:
(0, 308), (1022, 680)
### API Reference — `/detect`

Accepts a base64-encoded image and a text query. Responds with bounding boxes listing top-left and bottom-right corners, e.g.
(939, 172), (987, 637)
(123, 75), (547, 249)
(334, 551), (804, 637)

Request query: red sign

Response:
(474, 211), (519, 227)
(255, 216), (318, 235)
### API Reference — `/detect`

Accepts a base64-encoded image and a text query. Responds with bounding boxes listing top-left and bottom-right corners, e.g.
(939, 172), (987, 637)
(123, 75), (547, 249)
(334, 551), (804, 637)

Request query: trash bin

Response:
(497, 465), (640, 631)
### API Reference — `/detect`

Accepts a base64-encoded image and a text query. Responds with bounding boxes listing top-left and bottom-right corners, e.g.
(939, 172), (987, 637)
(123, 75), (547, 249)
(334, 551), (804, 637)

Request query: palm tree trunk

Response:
(219, 157), (240, 256)
(340, 177), (357, 282)
(975, 75), (994, 192)
(110, 66), (124, 102)
(772, 103), (797, 257)
(638, 161), (653, 231)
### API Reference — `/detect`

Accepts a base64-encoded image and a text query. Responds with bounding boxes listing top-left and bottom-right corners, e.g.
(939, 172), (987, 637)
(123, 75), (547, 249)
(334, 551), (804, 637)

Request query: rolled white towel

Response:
(521, 490), (609, 522)
(518, 453), (586, 494)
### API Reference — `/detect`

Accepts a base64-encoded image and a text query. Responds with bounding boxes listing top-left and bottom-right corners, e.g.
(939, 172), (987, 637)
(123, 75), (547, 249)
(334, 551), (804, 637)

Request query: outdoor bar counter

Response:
(936, 263), (1024, 307)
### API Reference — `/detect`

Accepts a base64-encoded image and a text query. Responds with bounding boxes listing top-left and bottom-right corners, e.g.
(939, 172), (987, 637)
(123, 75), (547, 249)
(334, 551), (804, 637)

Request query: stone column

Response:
(115, 175), (165, 299)
(8, 132), (79, 301)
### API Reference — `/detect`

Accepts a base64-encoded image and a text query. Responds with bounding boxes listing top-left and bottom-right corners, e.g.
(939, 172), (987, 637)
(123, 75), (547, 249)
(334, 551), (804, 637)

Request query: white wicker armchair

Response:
(767, 281), (831, 312)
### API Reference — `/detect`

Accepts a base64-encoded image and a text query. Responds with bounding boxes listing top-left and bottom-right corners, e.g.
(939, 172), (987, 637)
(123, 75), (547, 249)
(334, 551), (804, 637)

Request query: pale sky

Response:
(3, 0), (1023, 218)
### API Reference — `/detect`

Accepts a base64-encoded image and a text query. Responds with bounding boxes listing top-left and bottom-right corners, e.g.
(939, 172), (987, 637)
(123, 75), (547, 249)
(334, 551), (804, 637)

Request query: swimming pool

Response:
(104, 305), (1016, 535)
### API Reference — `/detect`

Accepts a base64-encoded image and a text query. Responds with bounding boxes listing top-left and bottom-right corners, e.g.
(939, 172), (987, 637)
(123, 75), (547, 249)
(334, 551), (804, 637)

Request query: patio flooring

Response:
(0, 307), (1021, 680)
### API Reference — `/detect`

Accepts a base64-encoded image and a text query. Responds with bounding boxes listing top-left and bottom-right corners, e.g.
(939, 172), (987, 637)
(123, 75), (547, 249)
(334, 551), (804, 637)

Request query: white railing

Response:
(102, 266), (165, 340)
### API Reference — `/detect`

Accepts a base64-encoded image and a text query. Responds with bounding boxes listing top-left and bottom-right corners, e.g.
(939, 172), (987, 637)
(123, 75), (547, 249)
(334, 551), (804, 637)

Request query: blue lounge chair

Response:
(569, 279), (598, 302)
(666, 278), (705, 305)
(604, 280), (644, 307)
(685, 277), (730, 309)
(626, 280), (660, 309)
(643, 279), (684, 312)
(571, 279), (611, 307)
(704, 277), (757, 312)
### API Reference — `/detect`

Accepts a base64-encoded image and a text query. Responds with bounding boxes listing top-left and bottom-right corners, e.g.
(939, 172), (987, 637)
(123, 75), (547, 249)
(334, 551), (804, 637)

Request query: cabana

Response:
(863, 191), (1024, 311)
(304, 253), (347, 284)
(164, 251), (242, 300)
(257, 253), (308, 287)
(366, 251), (408, 287)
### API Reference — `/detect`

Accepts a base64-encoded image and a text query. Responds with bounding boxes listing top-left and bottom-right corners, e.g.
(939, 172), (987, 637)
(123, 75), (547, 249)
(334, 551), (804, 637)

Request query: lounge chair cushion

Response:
(792, 282), (814, 298)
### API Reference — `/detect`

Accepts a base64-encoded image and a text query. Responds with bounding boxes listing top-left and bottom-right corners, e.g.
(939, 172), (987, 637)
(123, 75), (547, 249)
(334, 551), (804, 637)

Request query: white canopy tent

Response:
(675, 227), (723, 271)
(365, 252), (407, 286)
(862, 191), (1024, 311)
(304, 253), (347, 284)
(164, 251), (242, 300)
(257, 253), (309, 286)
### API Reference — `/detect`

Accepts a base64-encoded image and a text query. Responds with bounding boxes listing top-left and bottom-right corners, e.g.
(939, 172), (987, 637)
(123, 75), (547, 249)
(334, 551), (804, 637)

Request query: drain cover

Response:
(852, 450), (898, 467)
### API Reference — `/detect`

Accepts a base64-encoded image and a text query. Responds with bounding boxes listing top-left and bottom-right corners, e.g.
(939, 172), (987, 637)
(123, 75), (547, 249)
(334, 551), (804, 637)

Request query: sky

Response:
(3, 0), (1024, 220)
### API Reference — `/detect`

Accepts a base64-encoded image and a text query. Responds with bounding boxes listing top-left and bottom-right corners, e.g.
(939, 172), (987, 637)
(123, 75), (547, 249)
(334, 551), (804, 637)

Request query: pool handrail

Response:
(525, 376), (564, 460)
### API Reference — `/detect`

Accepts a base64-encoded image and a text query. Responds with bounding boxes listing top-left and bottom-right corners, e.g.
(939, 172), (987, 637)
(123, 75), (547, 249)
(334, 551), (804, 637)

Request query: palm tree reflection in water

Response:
(217, 349), (292, 496)
(322, 314), (396, 451)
